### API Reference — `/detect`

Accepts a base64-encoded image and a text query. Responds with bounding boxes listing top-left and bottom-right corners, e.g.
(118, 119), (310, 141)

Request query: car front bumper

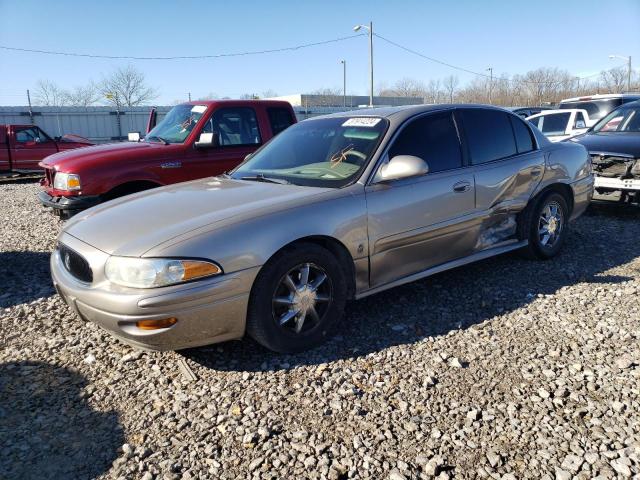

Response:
(38, 190), (101, 213)
(51, 232), (259, 351)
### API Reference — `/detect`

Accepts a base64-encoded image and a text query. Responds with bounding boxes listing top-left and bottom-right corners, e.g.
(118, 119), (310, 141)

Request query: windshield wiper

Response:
(147, 135), (170, 145)
(240, 174), (290, 185)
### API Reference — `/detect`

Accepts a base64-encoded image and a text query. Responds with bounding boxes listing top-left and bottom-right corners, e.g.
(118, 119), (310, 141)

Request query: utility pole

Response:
(188, 92), (192, 101)
(609, 54), (632, 92)
(353, 22), (374, 107)
(340, 60), (346, 108)
(26, 89), (34, 124)
(486, 67), (493, 104)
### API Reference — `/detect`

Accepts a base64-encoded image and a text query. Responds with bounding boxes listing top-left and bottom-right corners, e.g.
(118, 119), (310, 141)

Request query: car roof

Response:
(310, 103), (515, 123)
(560, 93), (640, 103)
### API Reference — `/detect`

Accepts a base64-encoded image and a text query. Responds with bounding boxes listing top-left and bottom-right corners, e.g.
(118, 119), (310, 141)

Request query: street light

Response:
(340, 60), (347, 108)
(486, 67), (493, 104)
(609, 54), (632, 92)
(353, 22), (374, 107)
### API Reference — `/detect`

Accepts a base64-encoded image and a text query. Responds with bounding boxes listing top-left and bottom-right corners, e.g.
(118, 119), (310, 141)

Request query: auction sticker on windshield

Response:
(191, 105), (207, 114)
(342, 117), (381, 127)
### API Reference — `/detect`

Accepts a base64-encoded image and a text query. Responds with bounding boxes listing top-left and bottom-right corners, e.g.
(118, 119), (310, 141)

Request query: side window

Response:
(267, 108), (294, 136)
(460, 109), (517, 164)
(388, 112), (462, 174)
(206, 108), (261, 146)
(574, 111), (586, 128)
(510, 116), (535, 153)
(15, 127), (40, 143)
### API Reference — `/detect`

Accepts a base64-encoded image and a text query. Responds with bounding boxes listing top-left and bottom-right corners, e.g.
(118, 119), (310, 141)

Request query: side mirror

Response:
(575, 121), (586, 129)
(128, 132), (141, 142)
(376, 155), (429, 182)
(195, 132), (220, 149)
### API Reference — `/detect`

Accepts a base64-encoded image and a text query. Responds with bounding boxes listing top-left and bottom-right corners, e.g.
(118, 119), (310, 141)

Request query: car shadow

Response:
(0, 251), (54, 308)
(183, 205), (639, 373)
(0, 175), (42, 186)
(0, 361), (124, 480)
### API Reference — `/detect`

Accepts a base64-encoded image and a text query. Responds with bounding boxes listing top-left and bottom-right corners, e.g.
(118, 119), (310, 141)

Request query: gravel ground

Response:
(1, 181), (639, 480)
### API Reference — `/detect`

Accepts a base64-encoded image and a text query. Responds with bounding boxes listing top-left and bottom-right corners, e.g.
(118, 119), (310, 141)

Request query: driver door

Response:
(10, 126), (58, 170)
(365, 111), (478, 287)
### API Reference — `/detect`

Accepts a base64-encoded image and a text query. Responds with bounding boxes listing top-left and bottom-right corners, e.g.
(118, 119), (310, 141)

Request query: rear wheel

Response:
(246, 243), (347, 353)
(520, 191), (569, 259)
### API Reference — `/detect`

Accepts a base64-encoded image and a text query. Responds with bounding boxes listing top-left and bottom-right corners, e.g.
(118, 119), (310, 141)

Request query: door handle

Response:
(452, 181), (471, 193)
(530, 167), (543, 177)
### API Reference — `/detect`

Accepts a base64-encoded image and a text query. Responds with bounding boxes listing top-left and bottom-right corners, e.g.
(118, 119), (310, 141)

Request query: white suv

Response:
(527, 109), (591, 142)
(558, 94), (640, 124)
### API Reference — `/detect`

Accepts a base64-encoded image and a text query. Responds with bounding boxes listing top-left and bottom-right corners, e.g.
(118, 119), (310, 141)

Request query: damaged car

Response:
(569, 100), (640, 204)
(50, 105), (593, 353)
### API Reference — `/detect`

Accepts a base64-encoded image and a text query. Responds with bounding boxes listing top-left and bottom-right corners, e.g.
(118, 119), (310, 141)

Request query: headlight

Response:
(105, 257), (222, 288)
(53, 172), (82, 191)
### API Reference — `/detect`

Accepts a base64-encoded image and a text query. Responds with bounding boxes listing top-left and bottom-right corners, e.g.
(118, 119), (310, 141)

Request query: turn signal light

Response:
(182, 261), (221, 280)
(136, 317), (178, 330)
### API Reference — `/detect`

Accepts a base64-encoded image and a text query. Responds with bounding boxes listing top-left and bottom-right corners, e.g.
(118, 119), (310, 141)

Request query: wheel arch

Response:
(103, 179), (163, 201)
(262, 235), (357, 300)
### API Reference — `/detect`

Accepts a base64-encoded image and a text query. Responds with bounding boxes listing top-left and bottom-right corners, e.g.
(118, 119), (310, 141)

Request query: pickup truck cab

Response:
(527, 109), (591, 142)
(0, 124), (92, 173)
(39, 100), (296, 217)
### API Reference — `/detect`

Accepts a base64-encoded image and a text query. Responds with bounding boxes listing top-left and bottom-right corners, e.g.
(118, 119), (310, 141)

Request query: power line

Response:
(373, 33), (604, 86)
(0, 34), (365, 60)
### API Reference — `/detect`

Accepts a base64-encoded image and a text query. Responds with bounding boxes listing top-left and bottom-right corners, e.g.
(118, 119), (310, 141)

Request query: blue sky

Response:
(1, 0), (639, 105)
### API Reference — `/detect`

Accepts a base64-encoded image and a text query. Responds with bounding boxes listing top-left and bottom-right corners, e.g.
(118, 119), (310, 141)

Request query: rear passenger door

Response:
(366, 111), (477, 287)
(457, 108), (545, 249)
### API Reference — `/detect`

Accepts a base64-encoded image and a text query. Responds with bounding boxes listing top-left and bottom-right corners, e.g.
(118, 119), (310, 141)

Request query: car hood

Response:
(63, 177), (334, 257)
(41, 141), (177, 171)
(571, 133), (640, 157)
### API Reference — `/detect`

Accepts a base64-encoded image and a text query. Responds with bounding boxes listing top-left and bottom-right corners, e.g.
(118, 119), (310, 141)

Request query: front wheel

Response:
(246, 243), (347, 353)
(520, 191), (569, 259)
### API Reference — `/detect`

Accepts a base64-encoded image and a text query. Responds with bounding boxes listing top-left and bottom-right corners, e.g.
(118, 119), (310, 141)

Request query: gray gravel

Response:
(1, 181), (639, 479)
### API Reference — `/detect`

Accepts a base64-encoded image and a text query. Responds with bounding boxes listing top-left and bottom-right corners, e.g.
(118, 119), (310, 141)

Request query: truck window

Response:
(203, 108), (261, 146)
(15, 126), (52, 144)
(267, 108), (295, 136)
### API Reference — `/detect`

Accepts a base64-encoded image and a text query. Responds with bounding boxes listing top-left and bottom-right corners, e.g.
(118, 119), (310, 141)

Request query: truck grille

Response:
(43, 167), (55, 187)
(58, 243), (93, 283)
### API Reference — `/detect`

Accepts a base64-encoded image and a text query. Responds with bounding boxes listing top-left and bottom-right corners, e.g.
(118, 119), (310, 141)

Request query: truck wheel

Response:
(246, 243), (347, 353)
(519, 191), (569, 260)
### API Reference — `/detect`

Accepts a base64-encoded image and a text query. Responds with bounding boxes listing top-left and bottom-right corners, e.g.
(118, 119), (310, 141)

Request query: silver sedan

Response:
(51, 105), (593, 353)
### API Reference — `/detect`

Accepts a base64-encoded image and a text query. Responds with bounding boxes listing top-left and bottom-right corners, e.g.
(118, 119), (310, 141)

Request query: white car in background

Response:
(527, 109), (591, 142)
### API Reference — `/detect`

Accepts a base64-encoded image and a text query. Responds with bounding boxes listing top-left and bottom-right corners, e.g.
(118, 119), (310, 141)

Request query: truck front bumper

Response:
(38, 190), (101, 214)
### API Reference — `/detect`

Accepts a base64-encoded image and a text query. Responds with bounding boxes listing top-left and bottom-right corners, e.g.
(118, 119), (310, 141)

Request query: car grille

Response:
(58, 243), (93, 283)
(43, 166), (55, 187)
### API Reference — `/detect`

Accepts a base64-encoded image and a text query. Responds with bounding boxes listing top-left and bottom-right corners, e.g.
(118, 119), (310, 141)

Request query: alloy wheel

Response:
(538, 200), (564, 248)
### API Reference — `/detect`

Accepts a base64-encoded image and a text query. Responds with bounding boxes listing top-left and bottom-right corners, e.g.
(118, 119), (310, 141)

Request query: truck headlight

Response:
(53, 172), (82, 191)
(105, 257), (222, 288)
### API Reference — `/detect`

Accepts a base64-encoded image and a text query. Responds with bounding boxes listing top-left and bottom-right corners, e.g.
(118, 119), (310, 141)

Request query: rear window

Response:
(559, 99), (623, 120)
(536, 112), (571, 136)
(460, 109), (518, 164)
(267, 108), (294, 136)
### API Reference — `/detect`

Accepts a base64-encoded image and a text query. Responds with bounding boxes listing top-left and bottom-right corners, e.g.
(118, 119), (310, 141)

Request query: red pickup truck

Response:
(38, 100), (296, 217)
(1, 124), (92, 173)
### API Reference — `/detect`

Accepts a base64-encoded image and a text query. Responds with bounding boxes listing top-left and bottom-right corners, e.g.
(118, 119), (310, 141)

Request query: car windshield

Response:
(145, 104), (208, 144)
(230, 117), (388, 187)
(530, 112), (571, 136)
(559, 99), (621, 120)
(591, 105), (640, 133)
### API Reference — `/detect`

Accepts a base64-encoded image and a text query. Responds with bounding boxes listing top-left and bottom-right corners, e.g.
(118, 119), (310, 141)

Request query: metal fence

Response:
(0, 104), (387, 143)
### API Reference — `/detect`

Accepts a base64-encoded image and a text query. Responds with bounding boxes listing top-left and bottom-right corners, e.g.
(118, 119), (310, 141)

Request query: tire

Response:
(246, 243), (347, 353)
(519, 191), (569, 260)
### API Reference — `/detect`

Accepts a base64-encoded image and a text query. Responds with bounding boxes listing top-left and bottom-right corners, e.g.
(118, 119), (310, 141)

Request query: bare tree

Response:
(66, 82), (101, 107)
(33, 79), (68, 106)
(391, 77), (426, 97)
(261, 89), (278, 98)
(600, 66), (628, 93)
(99, 65), (157, 107)
(425, 79), (442, 104)
(443, 75), (459, 103)
(239, 93), (260, 100)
